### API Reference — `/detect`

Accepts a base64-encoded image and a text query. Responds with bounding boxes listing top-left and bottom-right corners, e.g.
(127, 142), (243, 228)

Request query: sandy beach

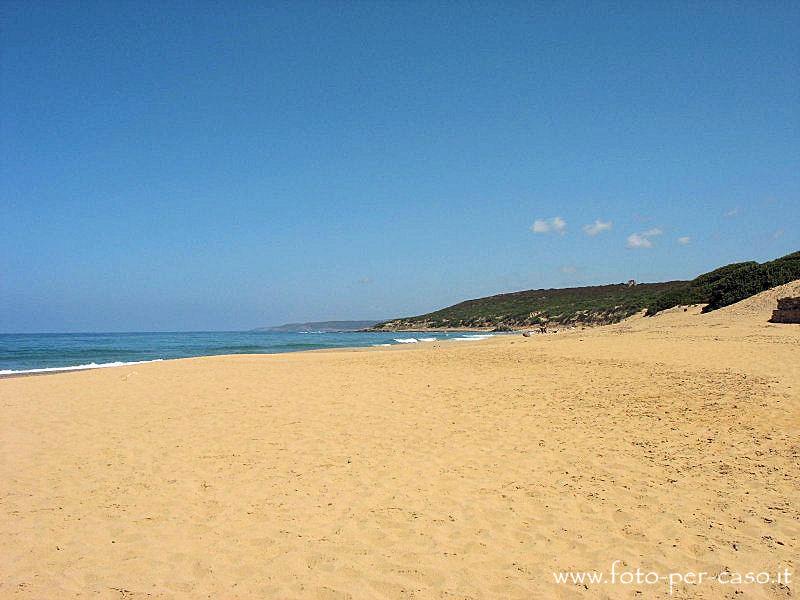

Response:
(1, 283), (798, 599)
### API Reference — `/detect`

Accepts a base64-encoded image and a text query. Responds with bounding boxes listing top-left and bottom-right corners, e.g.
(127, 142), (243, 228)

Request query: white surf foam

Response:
(393, 338), (419, 343)
(0, 358), (164, 376)
(453, 334), (494, 341)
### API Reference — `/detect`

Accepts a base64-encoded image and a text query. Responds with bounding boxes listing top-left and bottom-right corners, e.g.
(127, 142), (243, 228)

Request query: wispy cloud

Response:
(772, 229), (784, 240)
(677, 236), (691, 245)
(627, 228), (663, 249)
(582, 219), (612, 236)
(724, 208), (739, 217)
(356, 276), (373, 285)
(560, 265), (578, 274)
(531, 216), (566, 235)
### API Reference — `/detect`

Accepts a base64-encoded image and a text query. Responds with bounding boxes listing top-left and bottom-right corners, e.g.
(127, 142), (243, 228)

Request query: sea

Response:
(0, 331), (495, 375)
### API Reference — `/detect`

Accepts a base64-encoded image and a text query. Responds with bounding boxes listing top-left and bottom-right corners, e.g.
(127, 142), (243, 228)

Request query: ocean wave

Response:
(452, 334), (494, 341)
(0, 358), (164, 376)
(393, 335), (490, 344)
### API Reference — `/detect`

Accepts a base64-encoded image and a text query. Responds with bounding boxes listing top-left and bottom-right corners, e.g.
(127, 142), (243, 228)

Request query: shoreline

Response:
(366, 327), (497, 332)
(0, 332), (504, 379)
(2, 285), (798, 598)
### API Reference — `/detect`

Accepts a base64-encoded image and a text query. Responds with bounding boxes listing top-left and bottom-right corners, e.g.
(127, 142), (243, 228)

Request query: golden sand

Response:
(1, 283), (798, 599)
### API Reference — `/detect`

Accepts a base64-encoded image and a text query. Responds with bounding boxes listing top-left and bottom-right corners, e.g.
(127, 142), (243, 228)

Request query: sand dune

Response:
(1, 286), (798, 599)
(711, 280), (800, 320)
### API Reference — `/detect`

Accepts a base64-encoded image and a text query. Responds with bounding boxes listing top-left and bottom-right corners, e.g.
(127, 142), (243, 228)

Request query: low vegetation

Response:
(373, 251), (800, 330)
(374, 281), (687, 330)
(644, 250), (800, 315)
(642, 261), (758, 316)
(704, 250), (800, 311)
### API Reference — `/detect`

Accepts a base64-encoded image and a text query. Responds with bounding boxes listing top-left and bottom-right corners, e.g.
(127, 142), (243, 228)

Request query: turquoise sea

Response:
(0, 331), (495, 375)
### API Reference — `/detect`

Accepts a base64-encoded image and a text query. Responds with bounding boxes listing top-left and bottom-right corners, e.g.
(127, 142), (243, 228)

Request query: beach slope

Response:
(1, 283), (798, 599)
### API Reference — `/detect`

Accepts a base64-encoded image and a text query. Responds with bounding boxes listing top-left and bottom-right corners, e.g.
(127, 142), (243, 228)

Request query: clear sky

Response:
(1, 1), (798, 332)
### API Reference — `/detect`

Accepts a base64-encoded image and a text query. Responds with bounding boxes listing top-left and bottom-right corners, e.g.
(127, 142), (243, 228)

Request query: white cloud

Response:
(626, 228), (663, 249)
(677, 236), (691, 245)
(531, 216), (566, 235)
(724, 208), (739, 217)
(772, 229), (784, 240)
(560, 265), (578, 274)
(627, 233), (653, 248)
(531, 219), (550, 233)
(582, 219), (612, 236)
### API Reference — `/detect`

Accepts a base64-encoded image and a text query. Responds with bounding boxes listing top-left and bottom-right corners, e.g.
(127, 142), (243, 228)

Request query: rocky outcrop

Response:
(770, 297), (800, 324)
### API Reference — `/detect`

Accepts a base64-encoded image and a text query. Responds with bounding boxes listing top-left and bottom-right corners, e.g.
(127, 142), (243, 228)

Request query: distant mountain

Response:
(252, 320), (381, 333)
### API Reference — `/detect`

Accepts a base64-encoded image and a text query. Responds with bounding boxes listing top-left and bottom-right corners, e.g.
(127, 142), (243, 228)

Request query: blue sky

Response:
(1, 1), (798, 332)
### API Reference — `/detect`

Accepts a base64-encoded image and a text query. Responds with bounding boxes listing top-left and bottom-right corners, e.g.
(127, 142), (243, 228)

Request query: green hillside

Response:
(642, 261), (758, 316)
(644, 250), (800, 315)
(374, 250), (800, 330)
(374, 281), (687, 330)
